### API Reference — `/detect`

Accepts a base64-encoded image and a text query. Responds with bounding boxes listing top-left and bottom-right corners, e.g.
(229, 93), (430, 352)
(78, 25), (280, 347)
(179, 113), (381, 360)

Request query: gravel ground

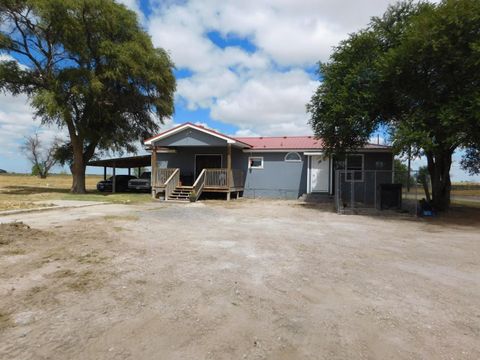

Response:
(0, 199), (479, 360)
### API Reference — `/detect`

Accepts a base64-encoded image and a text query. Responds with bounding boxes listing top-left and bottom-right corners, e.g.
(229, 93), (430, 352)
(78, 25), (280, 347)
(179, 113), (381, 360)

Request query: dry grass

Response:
(0, 174), (151, 211)
(0, 312), (13, 331)
(76, 250), (109, 265)
(2, 248), (27, 255)
(104, 214), (139, 222)
(0, 174), (102, 189)
(66, 270), (104, 292)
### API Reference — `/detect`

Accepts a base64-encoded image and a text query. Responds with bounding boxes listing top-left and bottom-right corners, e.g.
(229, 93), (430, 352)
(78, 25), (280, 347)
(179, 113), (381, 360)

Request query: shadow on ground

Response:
(0, 186), (71, 195)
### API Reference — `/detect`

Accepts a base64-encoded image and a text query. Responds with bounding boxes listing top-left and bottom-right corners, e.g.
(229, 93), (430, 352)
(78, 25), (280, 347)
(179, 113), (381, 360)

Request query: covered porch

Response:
(145, 123), (250, 201)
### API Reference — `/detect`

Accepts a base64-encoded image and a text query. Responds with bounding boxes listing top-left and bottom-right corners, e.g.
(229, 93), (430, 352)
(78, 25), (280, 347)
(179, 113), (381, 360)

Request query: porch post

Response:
(227, 143), (232, 201)
(151, 146), (157, 198)
(112, 165), (116, 193)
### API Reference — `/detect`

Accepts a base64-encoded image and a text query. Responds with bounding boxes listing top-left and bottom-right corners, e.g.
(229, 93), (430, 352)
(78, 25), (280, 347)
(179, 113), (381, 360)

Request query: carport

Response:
(87, 155), (151, 193)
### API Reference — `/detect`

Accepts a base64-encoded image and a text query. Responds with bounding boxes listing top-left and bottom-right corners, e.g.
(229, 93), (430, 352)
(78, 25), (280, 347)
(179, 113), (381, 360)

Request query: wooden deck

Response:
(152, 168), (245, 201)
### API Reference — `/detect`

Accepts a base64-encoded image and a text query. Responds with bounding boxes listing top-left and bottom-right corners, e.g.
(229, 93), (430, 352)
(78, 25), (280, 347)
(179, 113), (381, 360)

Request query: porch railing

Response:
(204, 168), (244, 189)
(205, 168), (228, 188)
(154, 168), (177, 187)
(154, 167), (244, 191)
(164, 169), (180, 200)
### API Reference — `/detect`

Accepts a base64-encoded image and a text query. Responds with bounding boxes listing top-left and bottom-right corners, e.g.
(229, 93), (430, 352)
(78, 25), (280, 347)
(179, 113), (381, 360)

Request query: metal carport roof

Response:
(87, 155), (151, 169)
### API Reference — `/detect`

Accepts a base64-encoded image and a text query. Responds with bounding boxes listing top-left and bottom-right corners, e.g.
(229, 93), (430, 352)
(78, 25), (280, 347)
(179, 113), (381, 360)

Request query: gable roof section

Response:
(144, 122), (252, 148)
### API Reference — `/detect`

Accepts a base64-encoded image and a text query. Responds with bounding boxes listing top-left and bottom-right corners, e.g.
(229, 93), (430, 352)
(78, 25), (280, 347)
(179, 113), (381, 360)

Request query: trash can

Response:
(377, 183), (402, 210)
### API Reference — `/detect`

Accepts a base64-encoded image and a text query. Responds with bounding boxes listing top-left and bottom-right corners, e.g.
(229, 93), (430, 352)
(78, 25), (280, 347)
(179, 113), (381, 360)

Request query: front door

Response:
(195, 155), (222, 178)
(310, 155), (329, 192)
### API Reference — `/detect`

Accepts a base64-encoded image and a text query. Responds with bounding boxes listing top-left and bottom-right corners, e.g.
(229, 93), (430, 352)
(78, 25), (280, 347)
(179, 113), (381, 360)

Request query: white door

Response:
(310, 155), (329, 192)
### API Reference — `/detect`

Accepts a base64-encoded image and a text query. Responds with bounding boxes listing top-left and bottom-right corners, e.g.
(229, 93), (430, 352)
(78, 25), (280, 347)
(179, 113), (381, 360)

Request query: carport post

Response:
(103, 166), (106, 181)
(112, 166), (116, 193)
(128, 168), (131, 176)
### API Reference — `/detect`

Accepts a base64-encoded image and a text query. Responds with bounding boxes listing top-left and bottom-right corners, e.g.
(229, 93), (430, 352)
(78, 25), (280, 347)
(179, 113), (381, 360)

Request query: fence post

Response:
(335, 170), (339, 212)
(350, 171), (354, 211)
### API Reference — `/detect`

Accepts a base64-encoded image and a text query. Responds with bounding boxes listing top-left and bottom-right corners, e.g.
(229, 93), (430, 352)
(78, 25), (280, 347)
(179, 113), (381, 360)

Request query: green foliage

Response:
(31, 164), (43, 177)
(307, 0), (480, 209)
(0, 0), (176, 192)
(393, 159), (415, 187)
(461, 148), (480, 175)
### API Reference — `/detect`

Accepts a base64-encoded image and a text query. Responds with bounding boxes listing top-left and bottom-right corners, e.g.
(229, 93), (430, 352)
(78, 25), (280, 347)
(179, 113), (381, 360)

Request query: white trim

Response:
(145, 123), (238, 145)
(248, 156), (264, 169)
(329, 157), (334, 195)
(194, 154), (223, 179)
(244, 148), (391, 153)
(155, 149), (176, 153)
(345, 154), (365, 182)
(307, 156), (311, 193)
(284, 152), (302, 162)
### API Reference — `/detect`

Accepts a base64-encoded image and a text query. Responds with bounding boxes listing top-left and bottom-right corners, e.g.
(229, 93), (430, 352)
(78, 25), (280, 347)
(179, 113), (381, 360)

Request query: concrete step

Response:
(167, 197), (189, 201)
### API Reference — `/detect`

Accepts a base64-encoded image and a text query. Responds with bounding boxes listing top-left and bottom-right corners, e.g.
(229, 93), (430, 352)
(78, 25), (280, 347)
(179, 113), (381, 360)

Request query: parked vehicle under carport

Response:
(128, 172), (151, 192)
(97, 175), (137, 192)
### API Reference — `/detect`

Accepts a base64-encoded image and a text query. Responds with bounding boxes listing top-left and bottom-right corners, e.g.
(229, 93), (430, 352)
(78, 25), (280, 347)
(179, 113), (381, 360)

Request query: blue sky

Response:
(0, 0), (478, 181)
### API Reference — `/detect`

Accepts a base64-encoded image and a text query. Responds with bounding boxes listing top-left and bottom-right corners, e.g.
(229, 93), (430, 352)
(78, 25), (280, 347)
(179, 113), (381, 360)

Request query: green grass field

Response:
(0, 174), (151, 211)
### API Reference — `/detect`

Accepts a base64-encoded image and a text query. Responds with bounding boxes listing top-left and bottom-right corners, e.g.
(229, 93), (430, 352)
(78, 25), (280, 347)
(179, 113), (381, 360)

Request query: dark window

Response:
(248, 157), (263, 169)
(285, 152), (302, 162)
(346, 154), (364, 181)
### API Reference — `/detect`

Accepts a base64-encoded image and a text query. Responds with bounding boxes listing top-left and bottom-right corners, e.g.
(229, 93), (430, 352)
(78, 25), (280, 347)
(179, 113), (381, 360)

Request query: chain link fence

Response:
(335, 170), (430, 215)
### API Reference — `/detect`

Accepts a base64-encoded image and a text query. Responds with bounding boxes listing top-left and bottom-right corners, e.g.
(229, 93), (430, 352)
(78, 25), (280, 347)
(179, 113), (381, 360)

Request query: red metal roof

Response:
(234, 136), (324, 150)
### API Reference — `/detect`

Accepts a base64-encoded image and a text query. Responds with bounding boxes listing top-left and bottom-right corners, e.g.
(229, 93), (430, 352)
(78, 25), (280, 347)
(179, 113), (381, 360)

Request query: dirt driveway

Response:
(0, 200), (479, 359)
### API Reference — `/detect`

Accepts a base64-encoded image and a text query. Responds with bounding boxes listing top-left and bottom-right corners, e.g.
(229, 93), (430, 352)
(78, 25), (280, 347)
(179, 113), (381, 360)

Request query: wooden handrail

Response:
(191, 168), (206, 201)
(204, 168), (244, 189)
(164, 168), (180, 201)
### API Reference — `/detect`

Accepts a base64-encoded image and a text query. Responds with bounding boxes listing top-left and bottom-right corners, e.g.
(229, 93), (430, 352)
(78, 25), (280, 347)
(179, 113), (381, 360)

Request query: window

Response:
(285, 152), (302, 162)
(346, 154), (364, 182)
(248, 156), (263, 169)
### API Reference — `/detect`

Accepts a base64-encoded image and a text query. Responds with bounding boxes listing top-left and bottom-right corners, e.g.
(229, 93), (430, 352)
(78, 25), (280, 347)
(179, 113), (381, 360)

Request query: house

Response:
(144, 122), (393, 201)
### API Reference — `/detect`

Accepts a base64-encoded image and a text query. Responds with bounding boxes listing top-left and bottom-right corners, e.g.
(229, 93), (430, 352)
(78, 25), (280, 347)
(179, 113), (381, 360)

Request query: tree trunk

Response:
(421, 180), (431, 203)
(70, 142), (87, 194)
(425, 151), (453, 211)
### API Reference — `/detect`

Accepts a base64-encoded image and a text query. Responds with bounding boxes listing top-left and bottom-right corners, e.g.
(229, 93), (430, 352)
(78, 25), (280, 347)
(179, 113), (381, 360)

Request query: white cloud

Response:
(211, 69), (318, 135)
(0, 92), (36, 158)
(146, 0), (409, 137)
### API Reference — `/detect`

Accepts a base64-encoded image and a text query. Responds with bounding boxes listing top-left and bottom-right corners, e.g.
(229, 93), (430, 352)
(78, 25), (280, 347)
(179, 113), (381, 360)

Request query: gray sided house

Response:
(144, 123), (393, 201)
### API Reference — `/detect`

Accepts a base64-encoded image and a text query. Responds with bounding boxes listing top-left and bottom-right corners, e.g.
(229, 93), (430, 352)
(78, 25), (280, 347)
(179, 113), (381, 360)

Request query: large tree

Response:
(0, 0), (175, 193)
(307, 0), (480, 210)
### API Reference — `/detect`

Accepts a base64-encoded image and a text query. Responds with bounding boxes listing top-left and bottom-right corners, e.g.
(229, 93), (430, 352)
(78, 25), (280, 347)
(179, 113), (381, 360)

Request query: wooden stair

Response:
(167, 186), (192, 201)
